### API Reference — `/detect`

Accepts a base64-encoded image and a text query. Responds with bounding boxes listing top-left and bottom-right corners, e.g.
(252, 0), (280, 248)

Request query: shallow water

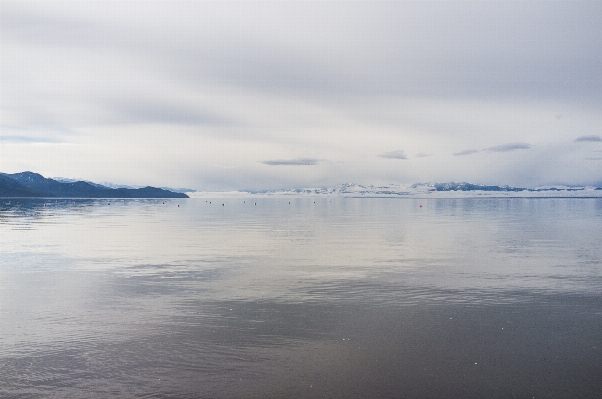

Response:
(1, 198), (601, 398)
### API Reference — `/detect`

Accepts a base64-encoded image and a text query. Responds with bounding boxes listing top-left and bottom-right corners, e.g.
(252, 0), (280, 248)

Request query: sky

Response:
(1, 1), (602, 191)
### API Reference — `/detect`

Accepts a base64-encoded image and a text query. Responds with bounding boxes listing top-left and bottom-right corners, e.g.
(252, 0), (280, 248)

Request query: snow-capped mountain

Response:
(54, 178), (195, 193)
(241, 182), (602, 198)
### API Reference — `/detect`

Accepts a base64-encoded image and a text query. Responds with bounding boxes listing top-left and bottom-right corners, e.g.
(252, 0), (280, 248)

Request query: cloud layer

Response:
(1, 2), (601, 189)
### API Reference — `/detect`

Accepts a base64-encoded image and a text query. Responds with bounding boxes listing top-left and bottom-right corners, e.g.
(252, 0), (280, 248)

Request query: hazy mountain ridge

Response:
(244, 182), (602, 198)
(1, 172), (189, 198)
(53, 177), (195, 193)
(5, 173), (601, 198)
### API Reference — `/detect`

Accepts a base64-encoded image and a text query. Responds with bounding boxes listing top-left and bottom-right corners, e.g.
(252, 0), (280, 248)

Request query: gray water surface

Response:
(1, 198), (601, 398)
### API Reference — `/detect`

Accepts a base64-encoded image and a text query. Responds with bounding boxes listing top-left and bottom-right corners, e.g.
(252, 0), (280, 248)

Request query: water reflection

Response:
(1, 198), (601, 397)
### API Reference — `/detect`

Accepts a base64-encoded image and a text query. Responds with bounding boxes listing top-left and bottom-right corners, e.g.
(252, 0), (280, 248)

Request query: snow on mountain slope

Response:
(187, 183), (602, 198)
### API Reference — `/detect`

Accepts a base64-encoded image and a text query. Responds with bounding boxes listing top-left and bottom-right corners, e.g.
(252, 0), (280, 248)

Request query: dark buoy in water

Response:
(254, 203), (256, 205)
(108, 203), (110, 205)
(420, 205), (422, 208)
(178, 204), (179, 207)
(222, 204), (224, 206)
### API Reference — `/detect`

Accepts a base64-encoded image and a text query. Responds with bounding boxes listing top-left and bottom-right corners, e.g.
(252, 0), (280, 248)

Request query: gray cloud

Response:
(574, 135), (602, 143)
(379, 150), (407, 159)
(102, 99), (231, 126)
(453, 149), (480, 156)
(485, 143), (532, 152)
(262, 158), (318, 166)
(5, 2), (602, 103)
(2, 2), (602, 189)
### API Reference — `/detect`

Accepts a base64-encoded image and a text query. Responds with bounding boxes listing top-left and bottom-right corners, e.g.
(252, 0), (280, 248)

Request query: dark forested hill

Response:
(0, 172), (189, 198)
(0, 173), (48, 197)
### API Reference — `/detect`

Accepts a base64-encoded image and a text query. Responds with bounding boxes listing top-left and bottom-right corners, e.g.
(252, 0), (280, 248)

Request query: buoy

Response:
(420, 205), (422, 208)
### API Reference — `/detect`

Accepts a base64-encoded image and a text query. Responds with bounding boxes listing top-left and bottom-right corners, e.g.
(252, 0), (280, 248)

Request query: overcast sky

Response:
(2, 1), (601, 190)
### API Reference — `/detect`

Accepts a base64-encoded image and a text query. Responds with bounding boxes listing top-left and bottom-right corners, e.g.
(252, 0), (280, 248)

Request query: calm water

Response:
(1, 198), (601, 398)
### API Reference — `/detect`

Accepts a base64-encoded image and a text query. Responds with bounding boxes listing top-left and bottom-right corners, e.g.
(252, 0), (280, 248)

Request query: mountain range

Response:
(241, 182), (602, 198)
(52, 177), (195, 193)
(0, 172), (189, 198)
(3, 172), (601, 199)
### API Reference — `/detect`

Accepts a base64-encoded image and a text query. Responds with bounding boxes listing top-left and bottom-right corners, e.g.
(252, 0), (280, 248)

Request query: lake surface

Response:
(1, 197), (601, 398)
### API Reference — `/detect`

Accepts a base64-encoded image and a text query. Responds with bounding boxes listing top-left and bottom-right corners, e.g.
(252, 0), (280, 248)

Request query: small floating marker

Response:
(254, 203), (256, 205)
(222, 204), (224, 206)
(177, 204), (179, 207)
(420, 205), (422, 208)
(108, 203), (110, 205)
